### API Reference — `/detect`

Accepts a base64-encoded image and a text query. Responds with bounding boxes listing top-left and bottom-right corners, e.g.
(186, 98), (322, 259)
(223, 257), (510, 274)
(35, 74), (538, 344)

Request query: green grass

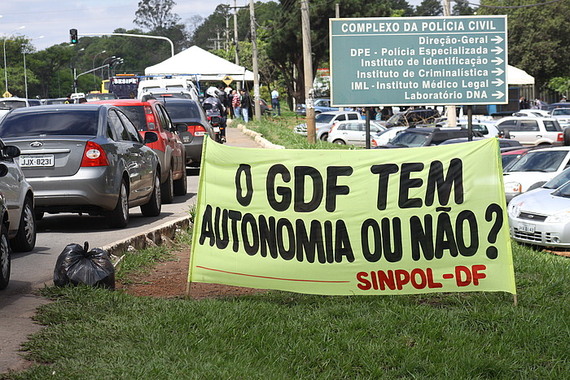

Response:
(240, 112), (358, 150)
(5, 242), (570, 379)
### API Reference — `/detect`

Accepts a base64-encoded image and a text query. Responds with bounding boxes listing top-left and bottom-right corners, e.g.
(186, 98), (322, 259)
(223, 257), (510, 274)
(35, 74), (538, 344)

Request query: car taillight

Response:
(81, 141), (109, 167)
(187, 124), (207, 136)
(145, 105), (157, 130)
(371, 139), (378, 147)
(557, 133), (564, 142)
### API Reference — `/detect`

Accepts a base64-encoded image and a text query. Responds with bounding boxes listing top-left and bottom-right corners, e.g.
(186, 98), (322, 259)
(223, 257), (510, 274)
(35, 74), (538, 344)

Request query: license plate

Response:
(19, 154), (55, 167)
(213, 127), (220, 133)
(519, 223), (535, 233)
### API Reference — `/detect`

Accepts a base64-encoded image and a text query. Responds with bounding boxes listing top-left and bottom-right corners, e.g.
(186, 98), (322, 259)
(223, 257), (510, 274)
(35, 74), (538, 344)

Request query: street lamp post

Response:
(92, 50), (106, 87)
(2, 25), (26, 96)
(23, 35), (44, 99)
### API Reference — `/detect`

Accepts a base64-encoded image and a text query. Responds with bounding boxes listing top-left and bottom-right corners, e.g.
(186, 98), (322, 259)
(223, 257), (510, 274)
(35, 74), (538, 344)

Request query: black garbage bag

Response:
(53, 242), (115, 289)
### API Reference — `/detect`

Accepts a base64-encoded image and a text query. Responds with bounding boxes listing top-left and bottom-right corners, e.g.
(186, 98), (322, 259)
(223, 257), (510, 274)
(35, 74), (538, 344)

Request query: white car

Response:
(371, 126), (407, 147)
(549, 108), (570, 129)
(327, 120), (387, 146)
(508, 167), (570, 248)
(293, 111), (361, 140)
(512, 109), (550, 118)
(495, 117), (564, 146)
(503, 146), (570, 202)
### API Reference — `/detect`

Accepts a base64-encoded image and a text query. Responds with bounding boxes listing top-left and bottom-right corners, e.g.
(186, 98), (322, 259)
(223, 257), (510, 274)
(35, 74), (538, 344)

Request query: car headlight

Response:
(545, 212), (570, 223)
(504, 181), (522, 194)
(507, 201), (522, 218)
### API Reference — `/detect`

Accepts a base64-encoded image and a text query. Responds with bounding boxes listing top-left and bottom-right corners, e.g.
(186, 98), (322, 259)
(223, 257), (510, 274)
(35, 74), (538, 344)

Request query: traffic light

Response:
(70, 29), (78, 44)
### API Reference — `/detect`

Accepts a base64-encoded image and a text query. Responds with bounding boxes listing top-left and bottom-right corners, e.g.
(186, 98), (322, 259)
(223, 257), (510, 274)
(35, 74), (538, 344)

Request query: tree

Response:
(414, 0), (443, 16)
(478, 0), (570, 89)
(452, 0), (474, 15)
(134, 0), (181, 31)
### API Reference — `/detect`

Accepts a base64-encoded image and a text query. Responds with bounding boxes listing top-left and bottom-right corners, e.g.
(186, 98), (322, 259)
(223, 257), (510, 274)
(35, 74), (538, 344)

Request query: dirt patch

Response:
(116, 248), (264, 299)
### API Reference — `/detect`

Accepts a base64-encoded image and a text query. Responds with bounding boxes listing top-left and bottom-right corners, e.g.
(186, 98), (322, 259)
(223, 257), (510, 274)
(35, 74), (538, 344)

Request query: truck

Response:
(108, 74), (142, 99)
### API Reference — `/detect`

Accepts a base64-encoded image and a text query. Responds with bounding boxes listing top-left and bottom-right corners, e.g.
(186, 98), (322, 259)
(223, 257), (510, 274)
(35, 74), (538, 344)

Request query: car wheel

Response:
(333, 139), (346, 145)
(107, 180), (129, 229)
(0, 223), (11, 290)
(141, 175), (161, 217)
(161, 169), (174, 204)
(564, 128), (570, 146)
(320, 133), (328, 141)
(173, 168), (187, 196)
(11, 197), (36, 252)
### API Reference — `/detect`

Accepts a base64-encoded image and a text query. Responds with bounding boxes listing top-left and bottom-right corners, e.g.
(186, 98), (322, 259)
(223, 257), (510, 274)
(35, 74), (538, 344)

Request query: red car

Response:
(91, 99), (187, 203)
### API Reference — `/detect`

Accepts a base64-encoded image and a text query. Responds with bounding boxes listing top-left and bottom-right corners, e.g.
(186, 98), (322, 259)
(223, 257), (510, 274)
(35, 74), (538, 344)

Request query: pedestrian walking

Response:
(240, 89), (252, 122)
(232, 90), (241, 119)
(271, 88), (281, 116)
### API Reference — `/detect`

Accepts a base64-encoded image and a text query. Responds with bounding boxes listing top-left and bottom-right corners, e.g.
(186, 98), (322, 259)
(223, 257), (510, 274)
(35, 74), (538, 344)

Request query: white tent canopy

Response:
(508, 65), (534, 85)
(144, 45), (254, 82)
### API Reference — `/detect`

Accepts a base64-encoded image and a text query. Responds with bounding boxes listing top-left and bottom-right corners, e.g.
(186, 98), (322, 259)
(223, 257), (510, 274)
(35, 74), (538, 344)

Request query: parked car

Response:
(512, 109), (550, 118)
(503, 146), (570, 202)
(440, 137), (522, 151)
(293, 110), (361, 141)
(295, 98), (339, 116)
(549, 108), (570, 129)
(508, 167), (570, 248)
(0, 195), (10, 290)
(501, 147), (533, 171)
(495, 117), (565, 146)
(371, 126), (408, 147)
(159, 98), (216, 167)
(376, 127), (480, 148)
(91, 99), (187, 203)
(0, 104), (162, 228)
(327, 120), (387, 146)
(0, 139), (36, 252)
(379, 108), (440, 128)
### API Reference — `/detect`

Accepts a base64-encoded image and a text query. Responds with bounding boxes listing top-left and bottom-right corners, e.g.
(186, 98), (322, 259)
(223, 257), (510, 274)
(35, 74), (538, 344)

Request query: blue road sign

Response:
(330, 16), (508, 107)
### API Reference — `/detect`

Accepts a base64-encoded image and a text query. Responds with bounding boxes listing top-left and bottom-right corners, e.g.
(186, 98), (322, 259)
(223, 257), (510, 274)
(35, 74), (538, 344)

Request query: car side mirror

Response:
(144, 131), (158, 144)
(175, 123), (188, 133)
(2, 145), (20, 159)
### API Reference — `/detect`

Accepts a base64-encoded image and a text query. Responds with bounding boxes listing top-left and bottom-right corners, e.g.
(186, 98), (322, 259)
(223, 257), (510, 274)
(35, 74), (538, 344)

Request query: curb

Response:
(235, 123), (285, 150)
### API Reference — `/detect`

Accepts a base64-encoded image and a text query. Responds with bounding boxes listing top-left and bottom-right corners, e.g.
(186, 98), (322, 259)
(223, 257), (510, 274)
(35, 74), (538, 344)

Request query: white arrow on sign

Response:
(491, 46), (504, 55)
(491, 36), (504, 44)
(493, 91), (505, 99)
(491, 57), (504, 65)
(492, 79), (505, 87)
(492, 68), (505, 76)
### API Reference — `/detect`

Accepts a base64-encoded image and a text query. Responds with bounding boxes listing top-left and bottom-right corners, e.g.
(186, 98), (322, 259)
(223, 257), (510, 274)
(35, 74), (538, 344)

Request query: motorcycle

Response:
(202, 102), (225, 143)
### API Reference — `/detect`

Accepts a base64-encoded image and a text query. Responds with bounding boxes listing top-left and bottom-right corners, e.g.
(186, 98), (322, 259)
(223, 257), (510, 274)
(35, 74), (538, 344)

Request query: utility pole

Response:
(233, 0), (240, 66)
(249, 0), (262, 121)
(301, 0), (316, 143)
(443, 0), (457, 127)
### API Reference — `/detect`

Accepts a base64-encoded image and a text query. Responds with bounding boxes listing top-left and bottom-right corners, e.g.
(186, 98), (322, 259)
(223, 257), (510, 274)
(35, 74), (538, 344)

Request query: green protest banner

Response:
(189, 138), (516, 296)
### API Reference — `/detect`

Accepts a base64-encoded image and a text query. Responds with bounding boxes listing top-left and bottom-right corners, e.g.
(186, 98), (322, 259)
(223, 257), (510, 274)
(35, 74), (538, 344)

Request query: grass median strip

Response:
(5, 242), (570, 379)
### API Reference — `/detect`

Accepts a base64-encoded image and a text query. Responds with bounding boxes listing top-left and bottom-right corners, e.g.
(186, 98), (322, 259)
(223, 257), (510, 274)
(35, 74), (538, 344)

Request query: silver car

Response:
(0, 139), (36, 252)
(327, 120), (387, 146)
(508, 167), (570, 248)
(0, 104), (161, 229)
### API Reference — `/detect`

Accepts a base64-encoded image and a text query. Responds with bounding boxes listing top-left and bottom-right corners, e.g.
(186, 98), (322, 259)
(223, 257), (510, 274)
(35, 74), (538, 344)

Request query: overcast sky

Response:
(0, 1), (257, 50)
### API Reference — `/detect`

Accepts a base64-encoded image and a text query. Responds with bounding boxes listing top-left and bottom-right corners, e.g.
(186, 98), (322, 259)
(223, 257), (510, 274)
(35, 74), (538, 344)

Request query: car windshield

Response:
(0, 100), (27, 110)
(315, 113), (335, 124)
(552, 181), (570, 198)
(0, 110), (100, 137)
(386, 113), (404, 124)
(163, 102), (201, 119)
(389, 131), (430, 147)
(117, 106), (148, 131)
(507, 150), (568, 173)
(552, 109), (570, 116)
(543, 167), (570, 189)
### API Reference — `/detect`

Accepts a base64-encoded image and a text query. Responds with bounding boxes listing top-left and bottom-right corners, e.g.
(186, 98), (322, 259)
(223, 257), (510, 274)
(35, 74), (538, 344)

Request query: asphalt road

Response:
(0, 124), (262, 375)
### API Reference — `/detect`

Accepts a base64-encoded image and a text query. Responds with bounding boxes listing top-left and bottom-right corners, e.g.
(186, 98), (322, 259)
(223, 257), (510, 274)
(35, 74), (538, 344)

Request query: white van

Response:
(137, 77), (199, 101)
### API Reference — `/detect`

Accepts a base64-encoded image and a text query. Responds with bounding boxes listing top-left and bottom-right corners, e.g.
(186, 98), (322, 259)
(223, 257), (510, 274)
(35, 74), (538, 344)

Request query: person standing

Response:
(232, 90), (241, 119)
(240, 89), (252, 123)
(271, 88), (281, 116)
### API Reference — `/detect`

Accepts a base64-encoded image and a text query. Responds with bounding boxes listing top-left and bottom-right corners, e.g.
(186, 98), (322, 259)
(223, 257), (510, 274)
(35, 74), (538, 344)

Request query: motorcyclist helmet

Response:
(206, 86), (219, 98)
